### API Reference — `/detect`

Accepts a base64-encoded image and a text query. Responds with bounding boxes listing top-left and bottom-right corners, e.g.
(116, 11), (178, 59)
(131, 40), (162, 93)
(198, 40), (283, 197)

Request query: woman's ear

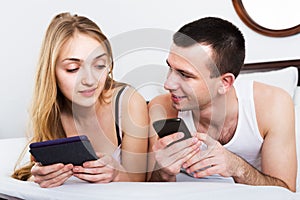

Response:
(218, 73), (235, 94)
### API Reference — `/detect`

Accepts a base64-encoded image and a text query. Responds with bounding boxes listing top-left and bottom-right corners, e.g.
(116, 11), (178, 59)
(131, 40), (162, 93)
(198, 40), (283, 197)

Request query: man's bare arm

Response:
(254, 83), (297, 191)
(232, 154), (289, 189)
(184, 130), (295, 191)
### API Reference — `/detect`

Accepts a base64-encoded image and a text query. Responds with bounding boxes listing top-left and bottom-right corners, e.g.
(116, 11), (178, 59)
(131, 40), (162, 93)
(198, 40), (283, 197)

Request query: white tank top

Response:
(225, 80), (263, 170)
(177, 79), (263, 181)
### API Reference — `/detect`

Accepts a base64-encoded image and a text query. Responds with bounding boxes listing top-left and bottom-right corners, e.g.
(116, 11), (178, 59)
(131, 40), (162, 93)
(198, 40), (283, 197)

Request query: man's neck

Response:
(192, 88), (239, 144)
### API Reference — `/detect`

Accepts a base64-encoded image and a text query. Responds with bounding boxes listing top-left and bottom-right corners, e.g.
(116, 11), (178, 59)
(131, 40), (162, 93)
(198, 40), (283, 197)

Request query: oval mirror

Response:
(232, 0), (300, 37)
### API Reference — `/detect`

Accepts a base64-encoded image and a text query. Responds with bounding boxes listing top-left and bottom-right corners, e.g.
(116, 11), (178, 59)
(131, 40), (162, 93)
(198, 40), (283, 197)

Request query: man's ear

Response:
(218, 73), (235, 94)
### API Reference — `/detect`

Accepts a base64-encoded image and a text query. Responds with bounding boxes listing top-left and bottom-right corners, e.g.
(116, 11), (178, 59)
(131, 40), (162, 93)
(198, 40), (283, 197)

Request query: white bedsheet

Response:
(0, 137), (298, 200)
(0, 177), (296, 200)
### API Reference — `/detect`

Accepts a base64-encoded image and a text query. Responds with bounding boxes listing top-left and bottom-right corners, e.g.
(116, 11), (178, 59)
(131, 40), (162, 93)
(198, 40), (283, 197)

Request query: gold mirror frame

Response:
(232, 0), (300, 37)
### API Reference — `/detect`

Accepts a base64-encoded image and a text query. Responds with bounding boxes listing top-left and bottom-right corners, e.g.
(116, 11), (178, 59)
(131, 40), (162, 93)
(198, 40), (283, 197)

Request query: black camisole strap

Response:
(115, 86), (127, 146)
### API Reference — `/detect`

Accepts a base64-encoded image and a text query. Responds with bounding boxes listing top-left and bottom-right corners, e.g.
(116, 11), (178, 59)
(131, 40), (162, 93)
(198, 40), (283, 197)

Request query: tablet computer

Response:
(29, 135), (98, 166)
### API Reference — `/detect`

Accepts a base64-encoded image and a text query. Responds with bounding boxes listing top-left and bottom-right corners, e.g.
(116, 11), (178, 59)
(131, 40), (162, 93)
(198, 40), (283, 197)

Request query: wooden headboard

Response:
(241, 59), (300, 86)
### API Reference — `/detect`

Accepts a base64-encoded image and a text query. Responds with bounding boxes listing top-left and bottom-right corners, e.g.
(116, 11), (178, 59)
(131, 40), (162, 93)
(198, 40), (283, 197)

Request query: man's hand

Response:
(152, 132), (201, 181)
(182, 133), (239, 178)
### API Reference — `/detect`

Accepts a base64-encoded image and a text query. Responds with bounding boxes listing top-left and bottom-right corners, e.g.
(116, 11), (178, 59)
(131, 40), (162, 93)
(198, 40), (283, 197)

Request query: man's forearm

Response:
(233, 156), (289, 190)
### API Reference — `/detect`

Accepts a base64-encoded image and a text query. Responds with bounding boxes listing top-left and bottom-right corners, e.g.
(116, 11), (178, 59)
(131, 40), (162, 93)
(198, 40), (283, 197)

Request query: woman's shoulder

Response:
(113, 84), (147, 107)
(148, 93), (171, 108)
(114, 84), (149, 133)
(148, 93), (177, 118)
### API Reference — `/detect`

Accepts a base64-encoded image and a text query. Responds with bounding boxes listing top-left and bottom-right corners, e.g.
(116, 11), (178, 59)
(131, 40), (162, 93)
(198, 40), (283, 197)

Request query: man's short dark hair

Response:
(173, 17), (245, 78)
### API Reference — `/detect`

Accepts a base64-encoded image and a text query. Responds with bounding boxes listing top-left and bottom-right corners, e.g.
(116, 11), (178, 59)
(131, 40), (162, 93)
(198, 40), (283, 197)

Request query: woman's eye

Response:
(95, 65), (106, 70)
(66, 68), (79, 73)
(65, 63), (80, 73)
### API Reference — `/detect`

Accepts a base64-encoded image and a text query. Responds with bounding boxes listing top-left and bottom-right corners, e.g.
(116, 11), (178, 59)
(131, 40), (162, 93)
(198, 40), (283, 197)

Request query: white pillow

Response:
(295, 104), (300, 192)
(294, 87), (300, 106)
(235, 67), (298, 98)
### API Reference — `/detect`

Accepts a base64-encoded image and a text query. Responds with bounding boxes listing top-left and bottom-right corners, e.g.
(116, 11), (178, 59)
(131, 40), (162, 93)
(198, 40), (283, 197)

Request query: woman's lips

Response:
(79, 88), (97, 97)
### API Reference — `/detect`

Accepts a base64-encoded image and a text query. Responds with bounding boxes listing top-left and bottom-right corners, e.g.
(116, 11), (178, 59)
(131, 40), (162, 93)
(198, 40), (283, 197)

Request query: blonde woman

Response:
(12, 12), (149, 188)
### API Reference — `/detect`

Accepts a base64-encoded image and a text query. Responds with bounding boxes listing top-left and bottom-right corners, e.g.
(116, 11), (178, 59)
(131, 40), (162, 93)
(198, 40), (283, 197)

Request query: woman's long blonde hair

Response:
(12, 12), (119, 180)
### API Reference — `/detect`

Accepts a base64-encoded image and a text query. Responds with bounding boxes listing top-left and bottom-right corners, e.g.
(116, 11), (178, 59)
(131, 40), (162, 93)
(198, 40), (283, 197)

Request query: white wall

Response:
(1, 0), (299, 138)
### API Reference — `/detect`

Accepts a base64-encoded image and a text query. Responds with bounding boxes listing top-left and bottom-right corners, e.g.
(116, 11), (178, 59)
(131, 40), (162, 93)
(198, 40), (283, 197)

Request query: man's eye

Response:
(179, 71), (190, 78)
(66, 68), (79, 73)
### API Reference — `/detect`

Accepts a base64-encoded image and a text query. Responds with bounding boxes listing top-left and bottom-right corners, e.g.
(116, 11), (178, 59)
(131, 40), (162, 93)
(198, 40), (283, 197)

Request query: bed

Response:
(0, 59), (300, 200)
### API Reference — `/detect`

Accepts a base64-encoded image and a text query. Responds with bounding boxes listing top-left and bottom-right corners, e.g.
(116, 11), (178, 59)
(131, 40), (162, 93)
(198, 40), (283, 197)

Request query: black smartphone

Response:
(29, 135), (98, 166)
(152, 118), (192, 146)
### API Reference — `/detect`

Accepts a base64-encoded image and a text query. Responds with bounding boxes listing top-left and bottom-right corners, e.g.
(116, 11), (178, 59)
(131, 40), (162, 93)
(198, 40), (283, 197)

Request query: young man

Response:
(147, 17), (297, 192)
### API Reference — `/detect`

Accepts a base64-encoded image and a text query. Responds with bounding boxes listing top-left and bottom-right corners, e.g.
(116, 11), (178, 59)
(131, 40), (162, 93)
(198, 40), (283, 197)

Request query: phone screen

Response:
(152, 118), (192, 145)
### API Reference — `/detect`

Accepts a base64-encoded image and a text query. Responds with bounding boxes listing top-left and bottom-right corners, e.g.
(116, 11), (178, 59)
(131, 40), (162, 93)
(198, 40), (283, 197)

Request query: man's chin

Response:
(172, 102), (198, 112)
(172, 103), (188, 111)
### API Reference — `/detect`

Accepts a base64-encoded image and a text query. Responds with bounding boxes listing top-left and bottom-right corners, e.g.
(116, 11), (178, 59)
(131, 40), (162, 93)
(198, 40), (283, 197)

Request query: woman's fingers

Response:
(73, 154), (118, 183)
(31, 163), (73, 188)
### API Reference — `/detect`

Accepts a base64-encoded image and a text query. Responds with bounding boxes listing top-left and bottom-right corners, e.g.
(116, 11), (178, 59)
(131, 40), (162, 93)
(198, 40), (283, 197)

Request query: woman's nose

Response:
(80, 68), (97, 86)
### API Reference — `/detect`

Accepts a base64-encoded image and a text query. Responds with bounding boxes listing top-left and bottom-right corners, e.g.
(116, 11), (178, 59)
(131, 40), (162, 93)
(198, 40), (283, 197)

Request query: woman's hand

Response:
(31, 162), (73, 188)
(72, 153), (119, 183)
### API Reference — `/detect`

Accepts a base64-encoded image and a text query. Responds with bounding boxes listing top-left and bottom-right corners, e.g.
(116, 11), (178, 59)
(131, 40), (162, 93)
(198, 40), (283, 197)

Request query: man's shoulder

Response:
(253, 81), (294, 135)
(253, 81), (293, 104)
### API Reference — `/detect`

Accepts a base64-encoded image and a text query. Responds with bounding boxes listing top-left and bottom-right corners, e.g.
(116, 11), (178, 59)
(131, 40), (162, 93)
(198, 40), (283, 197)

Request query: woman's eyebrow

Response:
(62, 58), (81, 62)
(93, 53), (107, 60)
(61, 53), (107, 63)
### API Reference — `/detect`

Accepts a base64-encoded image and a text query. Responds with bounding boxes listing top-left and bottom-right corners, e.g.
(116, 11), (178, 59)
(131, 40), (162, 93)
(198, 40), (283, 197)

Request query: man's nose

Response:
(164, 70), (179, 91)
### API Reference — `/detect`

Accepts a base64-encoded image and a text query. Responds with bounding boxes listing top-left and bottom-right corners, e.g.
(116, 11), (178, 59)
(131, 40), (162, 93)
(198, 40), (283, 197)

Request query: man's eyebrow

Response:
(166, 59), (195, 76)
(177, 69), (194, 76)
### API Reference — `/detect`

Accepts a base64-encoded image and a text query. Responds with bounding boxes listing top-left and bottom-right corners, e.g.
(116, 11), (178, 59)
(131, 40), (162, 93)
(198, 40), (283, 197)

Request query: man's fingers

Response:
(154, 137), (200, 165)
(153, 132), (185, 150)
(159, 140), (201, 168)
(185, 156), (216, 173)
(196, 133), (217, 146)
